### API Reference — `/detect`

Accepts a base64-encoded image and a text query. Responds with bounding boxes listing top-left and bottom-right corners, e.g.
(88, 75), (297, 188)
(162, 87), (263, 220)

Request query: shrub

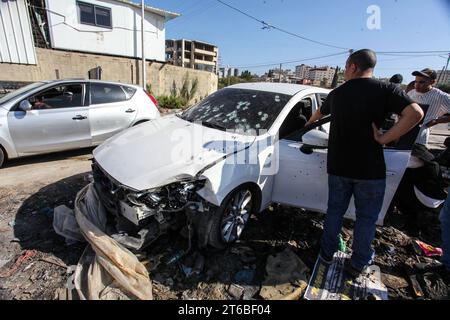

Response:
(438, 84), (450, 94)
(156, 95), (186, 109)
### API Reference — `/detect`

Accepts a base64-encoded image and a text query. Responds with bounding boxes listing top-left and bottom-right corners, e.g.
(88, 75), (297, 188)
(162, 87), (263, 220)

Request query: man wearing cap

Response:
(389, 74), (403, 87)
(408, 68), (450, 146)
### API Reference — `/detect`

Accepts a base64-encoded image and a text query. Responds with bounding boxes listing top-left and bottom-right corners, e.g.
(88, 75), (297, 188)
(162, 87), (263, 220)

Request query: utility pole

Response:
(437, 53), (450, 85)
(141, 0), (146, 89)
(279, 63), (282, 82)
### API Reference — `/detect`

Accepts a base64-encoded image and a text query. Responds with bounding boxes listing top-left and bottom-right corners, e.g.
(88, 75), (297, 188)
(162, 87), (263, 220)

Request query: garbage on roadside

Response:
(305, 251), (388, 300)
(259, 248), (309, 300)
(0, 250), (37, 278)
(412, 239), (443, 257)
(235, 270), (255, 284)
(53, 205), (84, 245)
(52, 184), (153, 300)
(338, 234), (347, 253)
(421, 272), (449, 300)
(180, 251), (205, 277)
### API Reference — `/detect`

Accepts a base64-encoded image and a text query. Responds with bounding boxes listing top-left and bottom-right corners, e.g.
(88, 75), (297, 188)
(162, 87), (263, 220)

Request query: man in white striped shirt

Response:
(408, 68), (450, 146)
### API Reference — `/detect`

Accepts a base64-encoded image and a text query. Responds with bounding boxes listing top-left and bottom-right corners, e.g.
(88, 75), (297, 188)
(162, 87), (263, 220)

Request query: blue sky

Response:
(144, 0), (450, 82)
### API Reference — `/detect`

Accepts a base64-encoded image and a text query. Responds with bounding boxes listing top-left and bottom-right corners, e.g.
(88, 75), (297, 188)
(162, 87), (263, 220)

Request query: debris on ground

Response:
(381, 273), (409, 290)
(0, 250), (37, 278)
(259, 248), (309, 300)
(53, 184), (153, 300)
(305, 251), (388, 300)
(413, 239), (443, 257)
(1, 168), (450, 300)
(421, 272), (449, 300)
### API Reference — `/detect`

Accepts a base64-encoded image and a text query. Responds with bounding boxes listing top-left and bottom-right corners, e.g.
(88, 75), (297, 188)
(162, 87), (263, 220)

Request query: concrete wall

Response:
(0, 48), (218, 102)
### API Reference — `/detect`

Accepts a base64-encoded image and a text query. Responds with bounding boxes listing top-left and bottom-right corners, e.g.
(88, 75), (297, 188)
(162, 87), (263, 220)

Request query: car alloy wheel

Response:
(220, 189), (252, 243)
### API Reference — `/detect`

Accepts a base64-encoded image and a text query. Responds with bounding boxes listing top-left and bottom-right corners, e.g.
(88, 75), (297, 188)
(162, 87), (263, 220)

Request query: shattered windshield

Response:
(180, 88), (292, 135)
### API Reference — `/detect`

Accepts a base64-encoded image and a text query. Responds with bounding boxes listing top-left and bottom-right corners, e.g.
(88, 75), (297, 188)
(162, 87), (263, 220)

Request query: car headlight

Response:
(126, 179), (207, 210)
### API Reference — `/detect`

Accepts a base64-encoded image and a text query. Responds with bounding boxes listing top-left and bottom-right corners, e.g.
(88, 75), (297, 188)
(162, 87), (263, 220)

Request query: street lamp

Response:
(141, 0), (146, 89)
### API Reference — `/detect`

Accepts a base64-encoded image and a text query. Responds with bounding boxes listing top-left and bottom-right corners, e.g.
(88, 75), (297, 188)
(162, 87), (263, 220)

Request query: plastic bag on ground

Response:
(52, 205), (85, 244)
(53, 183), (153, 300)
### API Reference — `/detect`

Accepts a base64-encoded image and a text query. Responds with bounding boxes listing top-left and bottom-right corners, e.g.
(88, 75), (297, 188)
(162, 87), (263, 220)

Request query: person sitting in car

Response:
(32, 96), (49, 110)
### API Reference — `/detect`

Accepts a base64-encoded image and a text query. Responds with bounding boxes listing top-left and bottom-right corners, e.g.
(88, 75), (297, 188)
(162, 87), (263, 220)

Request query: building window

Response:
(77, 1), (112, 28)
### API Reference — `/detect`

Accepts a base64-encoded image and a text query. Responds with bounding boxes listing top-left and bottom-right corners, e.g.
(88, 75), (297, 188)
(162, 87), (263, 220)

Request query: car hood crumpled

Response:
(93, 114), (256, 191)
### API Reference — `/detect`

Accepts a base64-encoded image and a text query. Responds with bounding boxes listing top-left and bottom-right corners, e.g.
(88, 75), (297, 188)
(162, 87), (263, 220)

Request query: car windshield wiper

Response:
(201, 121), (227, 131)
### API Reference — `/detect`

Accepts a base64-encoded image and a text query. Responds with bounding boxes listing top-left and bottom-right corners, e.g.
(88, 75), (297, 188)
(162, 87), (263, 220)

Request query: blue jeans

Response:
(440, 192), (450, 271)
(321, 175), (386, 270)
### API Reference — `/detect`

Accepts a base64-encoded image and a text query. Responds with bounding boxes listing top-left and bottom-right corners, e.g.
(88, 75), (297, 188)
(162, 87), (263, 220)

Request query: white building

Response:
(41, 0), (178, 61)
(218, 66), (238, 78)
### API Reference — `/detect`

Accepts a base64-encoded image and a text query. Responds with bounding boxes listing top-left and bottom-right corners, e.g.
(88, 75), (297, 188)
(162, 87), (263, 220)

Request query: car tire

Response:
(208, 185), (256, 249)
(0, 147), (5, 168)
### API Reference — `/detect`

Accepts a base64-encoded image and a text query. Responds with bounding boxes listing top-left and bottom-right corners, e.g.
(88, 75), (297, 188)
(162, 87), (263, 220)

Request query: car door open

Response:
(272, 112), (424, 225)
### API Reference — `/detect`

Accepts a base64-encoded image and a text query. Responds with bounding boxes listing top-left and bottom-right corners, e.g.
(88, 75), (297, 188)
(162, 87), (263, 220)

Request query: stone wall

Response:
(0, 48), (218, 103)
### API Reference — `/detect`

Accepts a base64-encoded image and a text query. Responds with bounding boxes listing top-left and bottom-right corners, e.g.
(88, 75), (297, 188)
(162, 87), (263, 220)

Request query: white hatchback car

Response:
(0, 79), (160, 167)
(90, 83), (421, 251)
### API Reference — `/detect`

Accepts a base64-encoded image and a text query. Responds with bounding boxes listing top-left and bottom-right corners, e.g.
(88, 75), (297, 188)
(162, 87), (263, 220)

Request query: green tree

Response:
(170, 80), (177, 97)
(179, 73), (198, 103)
(331, 66), (339, 88)
(241, 70), (252, 81)
(438, 83), (450, 94)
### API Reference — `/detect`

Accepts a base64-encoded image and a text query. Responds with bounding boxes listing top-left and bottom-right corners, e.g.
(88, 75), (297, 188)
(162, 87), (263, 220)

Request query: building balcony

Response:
(194, 48), (216, 56)
(194, 59), (216, 66)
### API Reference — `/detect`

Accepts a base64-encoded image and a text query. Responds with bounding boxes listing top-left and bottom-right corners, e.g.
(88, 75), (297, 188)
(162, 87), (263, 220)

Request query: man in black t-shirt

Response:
(307, 49), (423, 277)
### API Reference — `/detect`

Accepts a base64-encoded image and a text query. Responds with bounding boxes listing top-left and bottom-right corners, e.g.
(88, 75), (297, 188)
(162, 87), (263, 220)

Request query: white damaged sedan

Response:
(91, 83), (419, 250)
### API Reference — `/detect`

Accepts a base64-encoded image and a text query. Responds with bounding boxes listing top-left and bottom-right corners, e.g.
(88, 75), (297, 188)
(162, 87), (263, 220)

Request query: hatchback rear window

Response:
(121, 86), (137, 100)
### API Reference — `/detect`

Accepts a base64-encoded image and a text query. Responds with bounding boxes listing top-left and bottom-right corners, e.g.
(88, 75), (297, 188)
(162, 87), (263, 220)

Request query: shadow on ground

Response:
(4, 147), (94, 169)
(13, 173), (90, 266)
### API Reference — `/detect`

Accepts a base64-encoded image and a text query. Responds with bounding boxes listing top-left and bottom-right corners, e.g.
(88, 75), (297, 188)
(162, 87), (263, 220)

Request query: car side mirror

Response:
(300, 130), (328, 154)
(19, 100), (32, 112)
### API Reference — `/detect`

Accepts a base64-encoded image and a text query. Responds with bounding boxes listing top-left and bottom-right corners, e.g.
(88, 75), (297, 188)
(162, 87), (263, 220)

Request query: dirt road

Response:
(0, 149), (93, 299)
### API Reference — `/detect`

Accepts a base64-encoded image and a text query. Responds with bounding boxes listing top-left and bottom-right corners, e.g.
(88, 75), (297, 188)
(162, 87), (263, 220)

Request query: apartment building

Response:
(308, 66), (336, 86)
(166, 39), (218, 73)
(295, 64), (311, 79)
(218, 67), (239, 78)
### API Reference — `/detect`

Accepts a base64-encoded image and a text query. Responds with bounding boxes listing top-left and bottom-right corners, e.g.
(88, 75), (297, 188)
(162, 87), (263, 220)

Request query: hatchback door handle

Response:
(72, 115), (87, 120)
(125, 108), (136, 113)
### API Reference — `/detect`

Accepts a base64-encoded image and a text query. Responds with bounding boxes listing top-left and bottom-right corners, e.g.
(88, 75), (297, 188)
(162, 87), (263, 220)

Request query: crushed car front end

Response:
(91, 160), (213, 251)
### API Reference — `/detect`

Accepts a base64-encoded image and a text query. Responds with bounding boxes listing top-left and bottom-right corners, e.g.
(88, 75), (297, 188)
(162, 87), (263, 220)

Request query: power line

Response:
(215, 1), (450, 56)
(234, 51), (349, 69)
(215, 0), (351, 50)
(377, 50), (450, 54)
